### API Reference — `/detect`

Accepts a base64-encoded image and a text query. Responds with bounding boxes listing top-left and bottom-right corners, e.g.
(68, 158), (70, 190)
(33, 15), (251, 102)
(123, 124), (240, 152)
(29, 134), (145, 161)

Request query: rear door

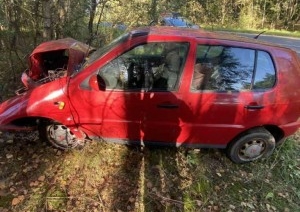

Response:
(181, 44), (276, 147)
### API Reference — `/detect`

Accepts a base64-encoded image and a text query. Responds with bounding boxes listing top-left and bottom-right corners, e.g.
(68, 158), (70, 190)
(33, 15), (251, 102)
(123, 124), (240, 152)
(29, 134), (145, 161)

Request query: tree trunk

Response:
(33, 0), (41, 46)
(150, 0), (158, 24)
(261, 0), (266, 28)
(88, 0), (97, 44)
(42, 0), (52, 40)
(221, 0), (228, 25)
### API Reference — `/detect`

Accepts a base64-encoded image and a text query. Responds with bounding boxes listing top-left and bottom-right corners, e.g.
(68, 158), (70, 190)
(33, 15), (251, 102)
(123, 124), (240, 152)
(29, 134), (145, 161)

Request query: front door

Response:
(76, 41), (191, 144)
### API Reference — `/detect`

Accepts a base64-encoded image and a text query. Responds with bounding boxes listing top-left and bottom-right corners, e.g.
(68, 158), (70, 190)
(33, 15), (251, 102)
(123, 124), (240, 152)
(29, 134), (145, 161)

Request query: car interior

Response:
(98, 42), (189, 91)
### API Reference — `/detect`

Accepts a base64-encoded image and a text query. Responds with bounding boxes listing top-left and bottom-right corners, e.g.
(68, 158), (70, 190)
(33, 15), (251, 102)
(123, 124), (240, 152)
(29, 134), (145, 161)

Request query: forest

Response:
(0, 0), (299, 97)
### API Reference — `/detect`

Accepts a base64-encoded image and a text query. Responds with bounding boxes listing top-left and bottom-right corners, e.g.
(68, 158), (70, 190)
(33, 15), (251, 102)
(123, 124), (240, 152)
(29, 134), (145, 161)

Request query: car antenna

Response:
(254, 31), (266, 39)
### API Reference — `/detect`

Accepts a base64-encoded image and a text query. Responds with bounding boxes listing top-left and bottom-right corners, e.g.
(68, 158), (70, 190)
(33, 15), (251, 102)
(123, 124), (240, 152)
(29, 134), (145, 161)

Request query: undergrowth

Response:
(0, 132), (299, 211)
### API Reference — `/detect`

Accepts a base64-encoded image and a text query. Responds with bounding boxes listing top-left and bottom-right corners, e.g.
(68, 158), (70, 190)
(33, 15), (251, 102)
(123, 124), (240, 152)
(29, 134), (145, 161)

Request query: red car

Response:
(1, 27), (300, 163)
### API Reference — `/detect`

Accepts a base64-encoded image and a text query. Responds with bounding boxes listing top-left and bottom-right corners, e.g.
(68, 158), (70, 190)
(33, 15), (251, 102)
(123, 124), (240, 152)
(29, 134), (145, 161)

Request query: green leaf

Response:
(265, 192), (274, 199)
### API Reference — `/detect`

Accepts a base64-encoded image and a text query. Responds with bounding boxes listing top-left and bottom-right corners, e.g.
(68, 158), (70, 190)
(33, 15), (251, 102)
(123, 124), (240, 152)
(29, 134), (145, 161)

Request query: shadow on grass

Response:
(1, 133), (300, 211)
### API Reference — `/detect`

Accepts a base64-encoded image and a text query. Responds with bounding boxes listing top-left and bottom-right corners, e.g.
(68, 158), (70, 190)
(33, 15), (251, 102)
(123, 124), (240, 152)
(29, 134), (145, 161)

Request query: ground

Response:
(0, 130), (299, 212)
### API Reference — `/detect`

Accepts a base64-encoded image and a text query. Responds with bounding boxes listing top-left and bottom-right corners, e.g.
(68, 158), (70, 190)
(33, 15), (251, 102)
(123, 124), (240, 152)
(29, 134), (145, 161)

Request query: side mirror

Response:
(89, 74), (106, 91)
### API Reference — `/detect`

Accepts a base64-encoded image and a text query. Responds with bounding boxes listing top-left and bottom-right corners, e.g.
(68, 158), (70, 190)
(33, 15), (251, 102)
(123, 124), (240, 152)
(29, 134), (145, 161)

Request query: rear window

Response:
(191, 45), (276, 92)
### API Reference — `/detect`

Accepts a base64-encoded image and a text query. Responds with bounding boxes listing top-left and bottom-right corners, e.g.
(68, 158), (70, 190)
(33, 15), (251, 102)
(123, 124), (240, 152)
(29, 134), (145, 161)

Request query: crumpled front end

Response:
(0, 78), (84, 141)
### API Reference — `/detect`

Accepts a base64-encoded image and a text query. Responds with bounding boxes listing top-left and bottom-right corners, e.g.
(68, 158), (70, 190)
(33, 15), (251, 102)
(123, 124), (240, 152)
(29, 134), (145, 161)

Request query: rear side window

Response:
(191, 45), (275, 92)
(253, 51), (276, 90)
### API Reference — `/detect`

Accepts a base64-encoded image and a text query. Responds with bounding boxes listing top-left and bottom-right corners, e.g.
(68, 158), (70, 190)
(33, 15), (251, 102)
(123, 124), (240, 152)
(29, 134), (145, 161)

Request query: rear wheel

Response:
(227, 128), (275, 163)
(39, 122), (82, 150)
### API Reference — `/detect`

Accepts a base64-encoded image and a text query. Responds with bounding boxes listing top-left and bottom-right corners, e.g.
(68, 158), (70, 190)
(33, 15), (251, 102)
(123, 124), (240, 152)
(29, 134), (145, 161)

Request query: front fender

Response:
(0, 79), (76, 132)
(0, 93), (30, 129)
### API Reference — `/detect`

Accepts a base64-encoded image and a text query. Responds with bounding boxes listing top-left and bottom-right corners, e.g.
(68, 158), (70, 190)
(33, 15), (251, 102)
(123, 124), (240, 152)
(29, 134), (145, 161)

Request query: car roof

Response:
(130, 26), (290, 51)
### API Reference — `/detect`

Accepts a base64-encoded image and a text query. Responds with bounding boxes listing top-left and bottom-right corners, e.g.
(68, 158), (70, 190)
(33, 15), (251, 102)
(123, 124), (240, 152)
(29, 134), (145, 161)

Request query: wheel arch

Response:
(263, 125), (285, 144)
(9, 116), (58, 128)
(226, 125), (279, 163)
(227, 125), (285, 148)
(4, 116), (65, 131)
(2, 116), (44, 131)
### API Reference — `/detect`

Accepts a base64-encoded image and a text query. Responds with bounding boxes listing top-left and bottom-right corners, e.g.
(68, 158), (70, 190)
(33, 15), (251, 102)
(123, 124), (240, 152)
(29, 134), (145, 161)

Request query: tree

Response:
(42, 0), (52, 40)
(282, 0), (300, 30)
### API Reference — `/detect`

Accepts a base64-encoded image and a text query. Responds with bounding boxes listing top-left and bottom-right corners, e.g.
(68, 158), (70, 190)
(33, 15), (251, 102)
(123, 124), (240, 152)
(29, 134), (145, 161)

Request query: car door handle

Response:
(244, 105), (264, 110)
(157, 104), (179, 109)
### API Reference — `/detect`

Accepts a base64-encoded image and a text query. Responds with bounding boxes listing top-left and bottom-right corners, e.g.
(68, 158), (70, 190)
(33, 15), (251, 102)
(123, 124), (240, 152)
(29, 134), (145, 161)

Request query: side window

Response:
(253, 51), (275, 90)
(191, 45), (255, 91)
(99, 42), (189, 91)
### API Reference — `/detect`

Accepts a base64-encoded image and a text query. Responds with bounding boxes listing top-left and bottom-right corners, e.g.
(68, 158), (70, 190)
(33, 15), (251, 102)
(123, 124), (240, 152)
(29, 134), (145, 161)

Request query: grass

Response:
(0, 132), (299, 211)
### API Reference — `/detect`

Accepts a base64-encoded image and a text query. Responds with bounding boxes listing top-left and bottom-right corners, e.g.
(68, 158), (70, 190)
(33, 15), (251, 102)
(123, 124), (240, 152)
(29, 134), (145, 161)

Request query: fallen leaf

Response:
(196, 200), (202, 206)
(18, 195), (25, 201)
(6, 154), (13, 159)
(10, 173), (17, 179)
(0, 181), (6, 190)
(213, 205), (219, 210)
(12, 198), (20, 206)
(29, 181), (39, 187)
(129, 197), (135, 202)
(11, 195), (24, 206)
(152, 187), (158, 192)
(7, 140), (13, 144)
(146, 181), (153, 189)
(38, 175), (45, 182)
(265, 192), (274, 199)
(229, 204), (236, 209)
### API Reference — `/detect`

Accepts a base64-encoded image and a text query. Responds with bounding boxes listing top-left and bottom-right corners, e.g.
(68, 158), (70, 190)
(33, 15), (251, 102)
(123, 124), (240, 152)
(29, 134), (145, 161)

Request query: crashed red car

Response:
(1, 27), (300, 163)
(17, 38), (95, 94)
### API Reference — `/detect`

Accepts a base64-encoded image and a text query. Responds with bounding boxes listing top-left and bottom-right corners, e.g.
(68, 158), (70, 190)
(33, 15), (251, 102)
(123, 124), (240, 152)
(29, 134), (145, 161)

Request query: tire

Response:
(39, 122), (81, 150)
(226, 128), (275, 163)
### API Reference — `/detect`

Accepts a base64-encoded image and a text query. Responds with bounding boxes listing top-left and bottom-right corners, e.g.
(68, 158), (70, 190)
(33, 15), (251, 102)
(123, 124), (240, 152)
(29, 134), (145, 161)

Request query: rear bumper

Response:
(280, 120), (300, 137)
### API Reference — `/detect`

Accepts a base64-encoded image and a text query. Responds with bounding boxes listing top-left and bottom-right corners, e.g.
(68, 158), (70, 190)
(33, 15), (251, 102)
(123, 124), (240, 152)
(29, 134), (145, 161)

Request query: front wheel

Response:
(226, 128), (275, 163)
(39, 122), (82, 150)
